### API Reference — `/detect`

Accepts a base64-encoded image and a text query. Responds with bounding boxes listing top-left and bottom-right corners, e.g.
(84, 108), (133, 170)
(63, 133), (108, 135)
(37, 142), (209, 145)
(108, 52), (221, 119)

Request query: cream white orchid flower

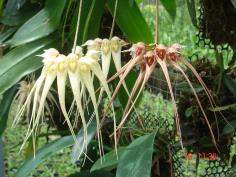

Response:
(100, 37), (125, 79)
(76, 49), (116, 157)
(14, 41), (117, 158)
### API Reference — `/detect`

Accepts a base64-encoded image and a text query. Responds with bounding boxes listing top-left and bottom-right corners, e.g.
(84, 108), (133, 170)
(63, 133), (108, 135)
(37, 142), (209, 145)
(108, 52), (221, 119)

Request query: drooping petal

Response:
(171, 61), (217, 147)
(156, 58), (184, 149)
(21, 72), (56, 151)
(101, 39), (112, 78)
(67, 53), (88, 159)
(111, 36), (124, 71)
(117, 62), (156, 131)
(57, 72), (77, 141)
(78, 65), (104, 158)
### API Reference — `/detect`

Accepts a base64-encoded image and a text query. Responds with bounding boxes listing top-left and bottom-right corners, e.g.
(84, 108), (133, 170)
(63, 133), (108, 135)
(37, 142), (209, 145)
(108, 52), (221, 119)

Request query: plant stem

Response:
(109, 0), (119, 39)
(155, 0), (159, 43)
(215, 48), (224, 94)
(72, 0), (83, 53)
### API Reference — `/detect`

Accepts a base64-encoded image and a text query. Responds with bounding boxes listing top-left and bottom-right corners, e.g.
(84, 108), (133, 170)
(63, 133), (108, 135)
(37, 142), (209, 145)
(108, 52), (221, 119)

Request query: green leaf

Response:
(0, 37), (55, 95)
(0, 27), (17, 43)
(231, 0), (236, 9)
(4, 0), (25, 14)
(15, 135), (74, 177)
(82, 0), (106, 43)
(223, 120), (236, 135)
(223, 74), (236, 96)
(0, 85), (17, 137)
(0, 2), (39, 26)
(116, 131), (156, 177)
(91, 147), (126, 172)
(160, 0), (177, 20)
(175, 81), (204, 93)
(186, 0), (198, 27)
(107, 0), (153, 43)
(185, 106), (193, 118)
(71, 121), (97, 163)
(68, 170), (115, 177)
(129, 0), (143, 7)
(9, 0), (66, 46)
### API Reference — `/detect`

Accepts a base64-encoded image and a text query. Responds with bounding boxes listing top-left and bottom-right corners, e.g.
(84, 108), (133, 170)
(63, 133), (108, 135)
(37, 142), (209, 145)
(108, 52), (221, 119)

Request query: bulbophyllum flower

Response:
(14, 44), (116, 157)
(100, 37), (126, 78)
(155, 44), (219, 146)
(107, 42), (221, 149)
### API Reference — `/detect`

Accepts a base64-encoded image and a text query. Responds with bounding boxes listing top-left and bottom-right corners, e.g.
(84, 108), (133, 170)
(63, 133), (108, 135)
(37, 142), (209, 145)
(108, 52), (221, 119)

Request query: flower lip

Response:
(155, 44), (167, 60)
(101, 38), (111, 55)
(133, 42), (146, 56)
(67, 53), (79, 73)
(144, 51), (155, 66)
(166, 47), (181, 61)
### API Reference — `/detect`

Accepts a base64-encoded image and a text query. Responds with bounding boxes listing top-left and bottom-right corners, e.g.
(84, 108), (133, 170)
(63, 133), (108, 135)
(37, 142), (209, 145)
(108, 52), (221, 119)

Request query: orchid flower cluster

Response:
(14, 35), (219, 156)
(13, 36), (126, 157)
(106, 42), (218, 148)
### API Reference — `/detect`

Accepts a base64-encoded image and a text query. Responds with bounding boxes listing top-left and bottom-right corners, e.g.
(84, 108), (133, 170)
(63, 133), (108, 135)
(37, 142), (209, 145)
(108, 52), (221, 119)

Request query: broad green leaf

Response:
(9, 0), (66, 46)
(129, 0), (143, 7)
(91, 147), (126, 172)
(15, 135), (74, 177)
(0, 0), (4, 15)
(0, 85), (17, 136)
(160, 0), (177, 20)
(116, 131), (157, 177)
(186, 0), (198, 27)
(0, 27), (17, 43)
(4, 0), (25, 14)
(223, 74), (236, 96)
(175, 81), (204, 93)
(231, 0), (236, 9)
(223, 120), (236, 135)
(107, 0), (153, 43)
(71, 121), (97, 162)
(0, 37), (55, 95)
(82, 0), (106, 43)
(68, 170), (115, 177)
(0, 2), (39, 26)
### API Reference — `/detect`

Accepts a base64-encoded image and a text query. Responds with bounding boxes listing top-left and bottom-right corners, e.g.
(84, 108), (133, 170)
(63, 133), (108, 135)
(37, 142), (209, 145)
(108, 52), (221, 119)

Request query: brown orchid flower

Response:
(106, 42), (225, 150)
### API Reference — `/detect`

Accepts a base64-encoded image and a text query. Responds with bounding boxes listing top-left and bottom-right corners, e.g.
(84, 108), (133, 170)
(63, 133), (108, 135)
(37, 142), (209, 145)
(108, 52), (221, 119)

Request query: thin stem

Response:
(215, 48), (224, 94)
(109, 0), (119, 39)
(155, 0), (159, 43)
(72, 0), (83, 53)
(61, 0), (73, 49)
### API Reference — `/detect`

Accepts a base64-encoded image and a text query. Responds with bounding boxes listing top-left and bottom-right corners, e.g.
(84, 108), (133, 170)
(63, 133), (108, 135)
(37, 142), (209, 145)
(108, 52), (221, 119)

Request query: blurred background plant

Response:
(0, 0), (236, 177)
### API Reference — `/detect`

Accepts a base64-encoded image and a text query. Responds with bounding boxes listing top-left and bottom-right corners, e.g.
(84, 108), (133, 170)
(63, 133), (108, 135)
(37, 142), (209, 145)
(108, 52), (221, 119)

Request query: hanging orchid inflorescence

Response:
(14, 36), (220, 158)
(13, 37), (126, 157)
(106, 42), (219, 148)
